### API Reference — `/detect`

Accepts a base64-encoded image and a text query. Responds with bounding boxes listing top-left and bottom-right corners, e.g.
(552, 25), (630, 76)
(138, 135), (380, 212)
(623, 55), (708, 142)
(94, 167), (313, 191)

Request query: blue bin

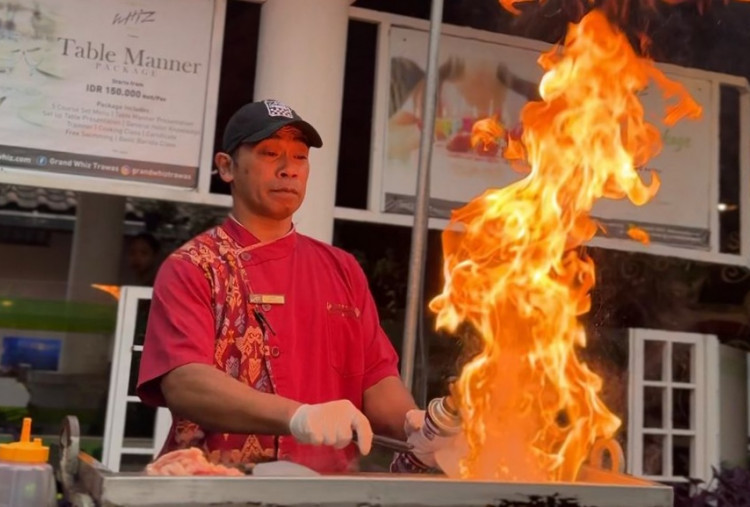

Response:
(1, 336), (61, 371)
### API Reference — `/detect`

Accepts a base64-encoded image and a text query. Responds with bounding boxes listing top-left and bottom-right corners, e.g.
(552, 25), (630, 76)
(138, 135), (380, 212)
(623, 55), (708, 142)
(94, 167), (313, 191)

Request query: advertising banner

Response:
(0, 0), (214, 188)
(383, 26), (713, 250)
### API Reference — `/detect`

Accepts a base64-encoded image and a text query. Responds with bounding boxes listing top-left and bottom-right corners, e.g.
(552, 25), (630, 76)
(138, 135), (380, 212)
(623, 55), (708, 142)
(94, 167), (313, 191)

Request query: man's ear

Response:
(215, 152), (234, 183)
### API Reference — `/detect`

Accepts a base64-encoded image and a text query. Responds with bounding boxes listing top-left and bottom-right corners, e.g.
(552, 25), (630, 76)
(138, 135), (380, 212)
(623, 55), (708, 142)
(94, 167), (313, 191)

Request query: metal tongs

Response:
(354, 433), (414, 453)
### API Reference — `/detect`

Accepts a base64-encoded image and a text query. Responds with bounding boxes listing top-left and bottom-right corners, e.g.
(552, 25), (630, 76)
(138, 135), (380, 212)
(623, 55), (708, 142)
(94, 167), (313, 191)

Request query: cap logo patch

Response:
(264, 100), (294, 119)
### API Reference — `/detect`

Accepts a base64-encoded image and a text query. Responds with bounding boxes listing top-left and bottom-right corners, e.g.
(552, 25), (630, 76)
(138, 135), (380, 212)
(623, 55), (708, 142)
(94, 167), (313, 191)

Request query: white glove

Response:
(288, 400), (373, 455)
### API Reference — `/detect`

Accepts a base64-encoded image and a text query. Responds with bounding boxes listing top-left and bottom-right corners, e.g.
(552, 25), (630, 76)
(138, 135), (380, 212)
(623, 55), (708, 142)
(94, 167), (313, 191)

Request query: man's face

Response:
(127, 239), (156, 273)
(218, 126), (310, 221)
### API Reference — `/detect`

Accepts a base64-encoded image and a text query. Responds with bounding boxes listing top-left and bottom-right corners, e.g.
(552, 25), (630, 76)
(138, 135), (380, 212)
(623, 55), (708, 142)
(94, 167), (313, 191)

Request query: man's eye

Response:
(295, 154), (308, 160)
(263, 151), (278, 157)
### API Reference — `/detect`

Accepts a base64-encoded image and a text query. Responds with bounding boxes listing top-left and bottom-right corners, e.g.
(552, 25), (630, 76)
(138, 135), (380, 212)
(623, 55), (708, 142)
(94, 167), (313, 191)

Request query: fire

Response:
(498, 0), (534, 15)
(471, 116), (506, 153)
(429, 9), (701, 481)
(627, 225), (651, 245)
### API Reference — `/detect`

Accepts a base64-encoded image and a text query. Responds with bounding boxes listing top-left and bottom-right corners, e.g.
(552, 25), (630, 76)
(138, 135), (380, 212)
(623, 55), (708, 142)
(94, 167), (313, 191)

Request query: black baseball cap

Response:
(222, 99), (323, 153)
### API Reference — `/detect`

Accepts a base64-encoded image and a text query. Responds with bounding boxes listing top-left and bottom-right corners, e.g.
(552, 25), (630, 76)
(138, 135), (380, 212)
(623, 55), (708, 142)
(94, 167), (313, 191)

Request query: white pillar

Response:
(254, 0), (352, 243)
(63, 192), (126, 374)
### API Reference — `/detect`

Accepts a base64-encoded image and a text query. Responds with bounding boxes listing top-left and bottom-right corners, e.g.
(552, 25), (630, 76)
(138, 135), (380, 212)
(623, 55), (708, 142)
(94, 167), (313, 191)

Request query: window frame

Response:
(627, 328), (720, 483)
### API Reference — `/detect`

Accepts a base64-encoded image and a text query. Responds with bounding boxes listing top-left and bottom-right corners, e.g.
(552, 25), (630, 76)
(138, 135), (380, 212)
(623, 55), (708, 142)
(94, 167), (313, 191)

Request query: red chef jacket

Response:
(137, 217), (400, 473)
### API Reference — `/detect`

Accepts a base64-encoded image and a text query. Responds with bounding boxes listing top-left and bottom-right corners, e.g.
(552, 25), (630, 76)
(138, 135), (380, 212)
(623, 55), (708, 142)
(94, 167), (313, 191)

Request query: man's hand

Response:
(402, 408), (457, 470)
(289, 400), (373, 455)
(404, 409), (426, 437)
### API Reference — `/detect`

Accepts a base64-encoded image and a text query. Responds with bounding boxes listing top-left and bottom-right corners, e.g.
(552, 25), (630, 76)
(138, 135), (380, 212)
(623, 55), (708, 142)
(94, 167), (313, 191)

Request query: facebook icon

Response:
(36, 155), (48, 166)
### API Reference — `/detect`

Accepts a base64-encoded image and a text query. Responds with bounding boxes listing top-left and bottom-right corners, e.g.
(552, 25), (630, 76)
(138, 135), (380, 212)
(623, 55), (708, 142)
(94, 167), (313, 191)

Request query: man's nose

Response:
(277, 153), (298, 178)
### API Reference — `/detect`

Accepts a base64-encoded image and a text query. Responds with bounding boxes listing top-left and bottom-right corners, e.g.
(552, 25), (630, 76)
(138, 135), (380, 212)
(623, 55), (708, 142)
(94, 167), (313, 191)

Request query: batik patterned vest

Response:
(162, 225), (277, 465)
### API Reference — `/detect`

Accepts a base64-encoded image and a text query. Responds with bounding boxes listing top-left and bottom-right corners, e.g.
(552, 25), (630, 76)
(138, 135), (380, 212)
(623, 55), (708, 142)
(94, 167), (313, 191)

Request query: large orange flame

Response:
(429, 9), (701, 482)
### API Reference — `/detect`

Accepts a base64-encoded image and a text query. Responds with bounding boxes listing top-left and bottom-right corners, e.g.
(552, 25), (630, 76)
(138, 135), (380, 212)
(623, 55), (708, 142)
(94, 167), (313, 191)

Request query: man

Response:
(137, 99), (420, 473)
(124, 232), (161, 286)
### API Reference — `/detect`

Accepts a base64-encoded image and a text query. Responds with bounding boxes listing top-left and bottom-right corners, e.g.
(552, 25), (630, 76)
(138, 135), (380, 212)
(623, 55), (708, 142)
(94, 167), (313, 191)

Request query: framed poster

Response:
(0, 0), (214, 188)
(382, 26), (715, 251)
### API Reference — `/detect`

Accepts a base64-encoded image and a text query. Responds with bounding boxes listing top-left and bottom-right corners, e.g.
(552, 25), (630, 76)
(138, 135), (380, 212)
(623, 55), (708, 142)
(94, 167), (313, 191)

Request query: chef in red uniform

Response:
(137, 99), (420, 473)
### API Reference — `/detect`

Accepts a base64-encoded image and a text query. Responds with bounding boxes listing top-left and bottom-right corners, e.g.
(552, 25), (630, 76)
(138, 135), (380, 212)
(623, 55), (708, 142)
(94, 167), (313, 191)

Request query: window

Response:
(102, 287), (171, 472)
(336, 19), (378, 210)
(627, 329), (720, 483)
